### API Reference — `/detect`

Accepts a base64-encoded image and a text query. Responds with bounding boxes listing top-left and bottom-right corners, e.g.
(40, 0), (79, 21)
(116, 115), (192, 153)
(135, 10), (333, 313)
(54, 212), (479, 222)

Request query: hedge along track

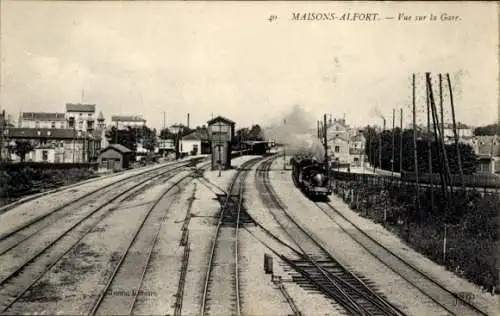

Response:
(0, 157), (207, 255)
(253, 157), (406, 316)
(314, 201), (489, 316)
(87, 164), (211, 316)
(0, 159), (209, 313)
(200, 157), (263, 316)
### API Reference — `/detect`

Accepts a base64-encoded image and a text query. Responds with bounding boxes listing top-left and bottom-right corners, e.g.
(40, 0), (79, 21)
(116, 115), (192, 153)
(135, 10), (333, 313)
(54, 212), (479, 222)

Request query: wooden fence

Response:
(330, 169), (500, 190)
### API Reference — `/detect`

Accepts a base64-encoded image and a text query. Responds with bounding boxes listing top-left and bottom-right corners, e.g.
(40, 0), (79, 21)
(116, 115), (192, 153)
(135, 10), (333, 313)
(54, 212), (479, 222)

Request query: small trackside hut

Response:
(207, 116), (235, 171)
(98, 144), (133, 171)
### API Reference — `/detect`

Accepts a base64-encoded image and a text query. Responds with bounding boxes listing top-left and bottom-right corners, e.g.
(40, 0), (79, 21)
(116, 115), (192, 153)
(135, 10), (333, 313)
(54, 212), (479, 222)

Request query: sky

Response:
(1, 1), (498, 132)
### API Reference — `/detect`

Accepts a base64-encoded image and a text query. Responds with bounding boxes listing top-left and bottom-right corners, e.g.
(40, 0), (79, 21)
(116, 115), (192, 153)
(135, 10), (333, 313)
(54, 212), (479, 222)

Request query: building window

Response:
(68, 117), (75, 128)
(42, 150), (48, 161)
(354, 157), (359, 162)
(51, 121), (56, 128)
(335, 146), (340, 153)
(35, 121), (40, 128)
(60, 122), (65, 128)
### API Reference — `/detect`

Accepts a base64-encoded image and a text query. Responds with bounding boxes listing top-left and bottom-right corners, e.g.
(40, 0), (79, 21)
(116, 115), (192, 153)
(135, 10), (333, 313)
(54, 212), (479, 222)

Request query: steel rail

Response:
(88, 171), (197, 316)
(200, 158), (261, 316)
(0, 166), (187, 314)
(0, 159), (199, 245)
(257, 158), (405, 316)
(234, 179), (244, 316)
(318, 201), (489, 316)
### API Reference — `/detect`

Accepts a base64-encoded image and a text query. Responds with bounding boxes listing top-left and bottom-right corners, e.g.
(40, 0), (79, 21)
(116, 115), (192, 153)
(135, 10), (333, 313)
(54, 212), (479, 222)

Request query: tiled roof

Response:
(182, 131), (202, 140)
(102, 143), (132, 153)
(66, 103), (96, 112)
(183, 129), (209, 140)
(207, 116), (235, 125)
(111, 115), (146, 122)
(22, 112), (66, 121)
(5, 128), (88, 139)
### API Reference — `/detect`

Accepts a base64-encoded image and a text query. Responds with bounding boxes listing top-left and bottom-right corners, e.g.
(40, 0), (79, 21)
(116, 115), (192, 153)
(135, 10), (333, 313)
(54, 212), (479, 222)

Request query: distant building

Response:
(98, 144), (133, 171)
(65, 103), (97, 132)
(18, 112), (66, 129)
(349, 133), (366, 167)
(471, 135), (500, 174)
(111, 115), (146, 129)
(323, 117), (368, 167)
(4, 128), (92, 163)
(441, 122), (474, 142)
(181, 129), (209, 156)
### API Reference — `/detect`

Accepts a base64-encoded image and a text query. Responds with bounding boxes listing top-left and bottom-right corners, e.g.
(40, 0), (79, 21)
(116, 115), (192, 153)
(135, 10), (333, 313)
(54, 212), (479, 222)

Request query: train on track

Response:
(291, 155), (332, 198)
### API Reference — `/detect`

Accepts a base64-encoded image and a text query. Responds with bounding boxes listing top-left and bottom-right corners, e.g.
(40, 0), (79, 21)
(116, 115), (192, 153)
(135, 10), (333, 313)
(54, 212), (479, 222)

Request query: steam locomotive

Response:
(291, 155), (332, 198)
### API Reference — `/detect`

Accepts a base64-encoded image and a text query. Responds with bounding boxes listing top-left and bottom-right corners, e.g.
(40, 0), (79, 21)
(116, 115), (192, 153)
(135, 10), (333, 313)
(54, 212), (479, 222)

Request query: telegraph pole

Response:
(412, 73), (420, 213)
(399, 108), (403, 173)
(0, 110), (4, 166)
(439, 74), (453, 194)
(391, 108), (395, 178)
(323, 114), (328, 170)
(283, 118), (287, 166)
(426, 78), (434, 210)
(427, 72), (448, 202)
(378, 120), (382, 170)
(447, 73), (465, 190)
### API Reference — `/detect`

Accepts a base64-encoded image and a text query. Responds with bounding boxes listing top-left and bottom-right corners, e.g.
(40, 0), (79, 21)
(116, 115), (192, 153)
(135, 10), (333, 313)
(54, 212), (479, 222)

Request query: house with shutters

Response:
(4, 128), (91, 163)
(472, 135), (500, 174)
(18, 112), (67, 129)
(325, 117), (367, 167)
(65, 103), (97, 132)
(111, 115), (146, 130)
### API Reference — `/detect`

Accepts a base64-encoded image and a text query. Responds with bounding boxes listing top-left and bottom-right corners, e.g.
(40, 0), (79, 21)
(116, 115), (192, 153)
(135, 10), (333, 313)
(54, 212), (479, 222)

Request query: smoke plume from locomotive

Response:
(262, 104), (326, 162)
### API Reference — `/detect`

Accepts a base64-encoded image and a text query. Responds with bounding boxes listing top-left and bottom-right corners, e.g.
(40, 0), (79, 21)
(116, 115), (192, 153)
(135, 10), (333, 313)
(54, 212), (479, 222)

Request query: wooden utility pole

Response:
(447, 73), (465, 190)
(323, 114), (328, 169)
(427, 73), (448, 201)
(378, 122), (382, 169)
(439, 74), (453, 194)
(371, 132), (376, 173)
(0, 110), (4, 166)
(426, 77), (434, 210)
(317, 120), (320, 139)
(399, 108), (403, 173)
(412, 73), (420, 212)
(283, 118), (286, 170)
(391, 108), (395, 178)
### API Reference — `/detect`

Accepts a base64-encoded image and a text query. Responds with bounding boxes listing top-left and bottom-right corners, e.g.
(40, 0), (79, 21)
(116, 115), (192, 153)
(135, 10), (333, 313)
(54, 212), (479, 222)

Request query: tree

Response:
(364, 128), (477, 174)
(159, 128), (175, 140)
(133, 126), (157, 151)
(474, 124), (499, 136)
(248, 124), (264, 141)
(106, 126), (137, 152)
(13, 140), (34, 162)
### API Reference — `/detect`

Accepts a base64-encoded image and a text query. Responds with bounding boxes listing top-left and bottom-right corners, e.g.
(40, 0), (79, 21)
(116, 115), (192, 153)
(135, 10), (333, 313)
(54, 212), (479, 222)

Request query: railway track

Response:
(315, 201), (490, 316)
(256, 158), (405, 316)
(200, 158), (262, 316)
(0, 159), (207, 313)
(0, 157), (206, 253)
(87, 168), (206, 315)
